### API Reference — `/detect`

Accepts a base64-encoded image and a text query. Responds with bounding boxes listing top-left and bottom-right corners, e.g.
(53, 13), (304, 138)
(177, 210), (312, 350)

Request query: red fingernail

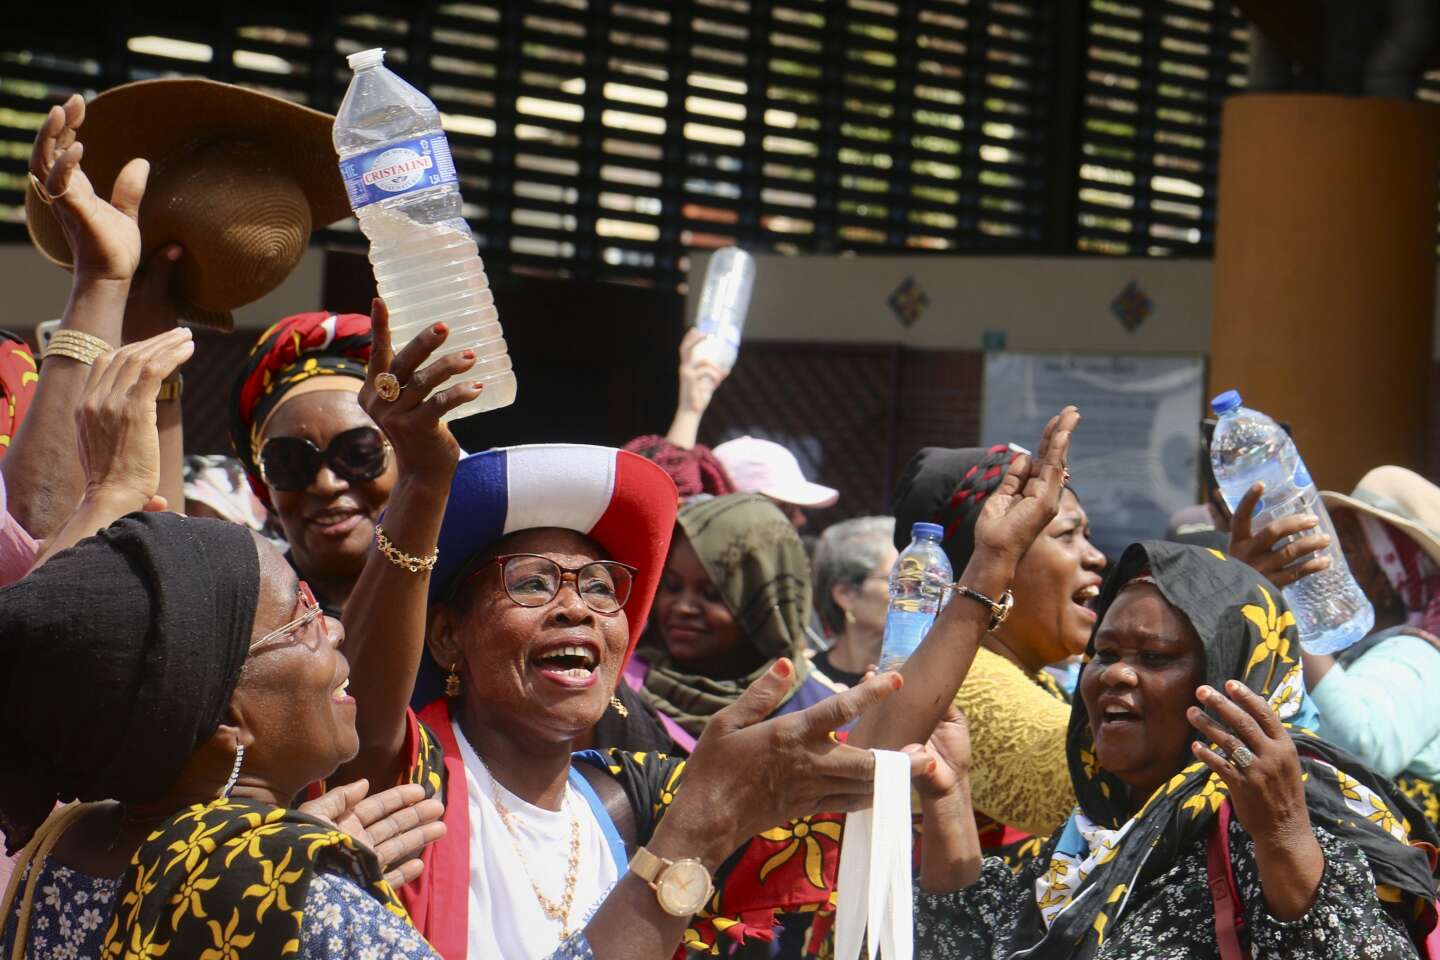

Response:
(772, 658), (793, 679)
(433, 323), (447, 335)
(472, 381), (485, 391)
(926, 760), (937, 775)
(463, 349), (475, 360)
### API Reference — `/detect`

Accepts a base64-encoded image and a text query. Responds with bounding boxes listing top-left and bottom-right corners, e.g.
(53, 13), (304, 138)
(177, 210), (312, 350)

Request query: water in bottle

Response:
(334, 48), (515, 420)
(878, 522), (954, 671)
(691, 247), (756, 372)
(1209, 390), (1373, 654)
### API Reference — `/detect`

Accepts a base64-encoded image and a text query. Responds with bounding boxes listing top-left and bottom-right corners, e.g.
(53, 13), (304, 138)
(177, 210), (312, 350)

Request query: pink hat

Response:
(713, 436), (839, 508)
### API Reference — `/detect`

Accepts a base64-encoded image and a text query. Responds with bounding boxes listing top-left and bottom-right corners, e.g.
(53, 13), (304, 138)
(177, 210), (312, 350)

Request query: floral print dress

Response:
(913, 821), (1421, 960)
(0, 859), (441, 960)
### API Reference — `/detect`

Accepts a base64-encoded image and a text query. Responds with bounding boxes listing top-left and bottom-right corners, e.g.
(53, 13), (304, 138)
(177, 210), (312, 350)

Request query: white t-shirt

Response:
(453, 721), (619, 960)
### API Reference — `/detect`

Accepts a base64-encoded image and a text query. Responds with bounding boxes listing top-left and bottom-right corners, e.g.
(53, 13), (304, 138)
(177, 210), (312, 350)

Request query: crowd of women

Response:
(3, 78), (1440, 960)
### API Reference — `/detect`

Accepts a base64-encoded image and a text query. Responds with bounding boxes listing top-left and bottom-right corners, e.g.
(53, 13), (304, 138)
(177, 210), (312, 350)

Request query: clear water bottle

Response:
(334, 48), (515, 421)
(1210, 390), (1373, 654)
(878, 522), (954, 671)
(691, 247), (756, 373)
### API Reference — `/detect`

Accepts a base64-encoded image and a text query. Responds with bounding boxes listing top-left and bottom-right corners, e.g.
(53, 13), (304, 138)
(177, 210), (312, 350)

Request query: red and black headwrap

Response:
(621, 434), (736, 499)
(890, 444), (1022, 572)
(0, 332), (38, 461)
(228, 311), (371, 508)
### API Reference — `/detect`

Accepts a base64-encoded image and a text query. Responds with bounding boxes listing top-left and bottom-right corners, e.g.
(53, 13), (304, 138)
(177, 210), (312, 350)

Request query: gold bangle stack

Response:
(43, 330), (113, 366)
(374, 524), (438, 574)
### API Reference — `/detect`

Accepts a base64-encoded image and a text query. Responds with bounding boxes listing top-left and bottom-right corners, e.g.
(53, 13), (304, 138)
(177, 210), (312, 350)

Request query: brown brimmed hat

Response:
(25, 78), (351, 329)
(1321, 466), (1440, 568)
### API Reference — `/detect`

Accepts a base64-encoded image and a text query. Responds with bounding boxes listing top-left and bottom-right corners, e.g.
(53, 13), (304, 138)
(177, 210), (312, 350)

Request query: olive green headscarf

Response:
(639, 493), (814, 736)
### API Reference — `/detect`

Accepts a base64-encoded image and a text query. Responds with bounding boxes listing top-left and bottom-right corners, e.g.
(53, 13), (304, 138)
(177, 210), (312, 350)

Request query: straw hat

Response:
(1321, 466), (1440, 568)
(25, 78), (351, 329)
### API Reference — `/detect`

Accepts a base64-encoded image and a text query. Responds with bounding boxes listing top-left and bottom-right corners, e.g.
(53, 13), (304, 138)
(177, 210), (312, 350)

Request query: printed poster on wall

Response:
(981, 353), (1206, 560)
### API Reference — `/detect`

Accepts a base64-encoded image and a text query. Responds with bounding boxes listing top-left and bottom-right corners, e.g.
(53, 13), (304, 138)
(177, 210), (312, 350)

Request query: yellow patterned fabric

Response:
(958, 647), (1074, 838)
(101, 796), (407, 959)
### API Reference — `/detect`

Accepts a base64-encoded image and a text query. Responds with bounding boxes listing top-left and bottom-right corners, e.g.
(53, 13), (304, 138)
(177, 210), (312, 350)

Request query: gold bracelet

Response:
(374, 524), (438, 574)
(43, 330), (113, 366)
(157, 374), (183, 402)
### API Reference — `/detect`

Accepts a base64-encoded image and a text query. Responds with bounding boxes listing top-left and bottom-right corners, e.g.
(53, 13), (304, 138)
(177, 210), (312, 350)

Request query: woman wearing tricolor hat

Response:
(328, 302), (926, 960)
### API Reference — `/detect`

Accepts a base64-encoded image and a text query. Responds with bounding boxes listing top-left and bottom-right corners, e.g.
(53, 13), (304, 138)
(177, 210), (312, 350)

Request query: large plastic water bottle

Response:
(334, 48), (515, 420)
(1210, 390), (1373, 654)
(878, 522), (954, 671)
(691, 247), (756, 373)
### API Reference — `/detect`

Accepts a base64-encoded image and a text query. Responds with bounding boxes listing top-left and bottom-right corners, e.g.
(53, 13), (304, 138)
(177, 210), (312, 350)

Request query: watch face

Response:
(656, 859), (712, 917)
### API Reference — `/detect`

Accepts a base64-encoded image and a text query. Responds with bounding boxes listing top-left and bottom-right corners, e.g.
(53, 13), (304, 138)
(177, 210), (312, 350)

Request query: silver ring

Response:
(375, 372), (402, 402)
(1230, 744), (1256, 770)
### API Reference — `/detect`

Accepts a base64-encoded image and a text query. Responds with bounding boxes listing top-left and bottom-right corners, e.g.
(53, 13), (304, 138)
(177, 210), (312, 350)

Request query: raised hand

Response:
(657, 660), (927, 867)
(971, 406), (1079, 569)
(678, 327), (729, 413)
(76, 327), (194, 513)
(29, 93), (149, 283)
(358, 297), (482, 481)
(1187, 679), (1323, 920)
(297, 779), (446, 889)
(1226, 482), (1331, 588)
(906, 705), (972, 801)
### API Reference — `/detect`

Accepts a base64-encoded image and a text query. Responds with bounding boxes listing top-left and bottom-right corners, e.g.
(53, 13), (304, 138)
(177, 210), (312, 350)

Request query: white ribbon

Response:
(835, 749), (914, 960)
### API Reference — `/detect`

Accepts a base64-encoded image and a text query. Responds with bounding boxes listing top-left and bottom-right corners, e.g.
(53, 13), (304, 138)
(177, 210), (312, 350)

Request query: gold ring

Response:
(1062, 466), (1072, 485)
(375, 372), (402, 402)
(28, 172), (67, 206)
(1229, 743), (1256, 770)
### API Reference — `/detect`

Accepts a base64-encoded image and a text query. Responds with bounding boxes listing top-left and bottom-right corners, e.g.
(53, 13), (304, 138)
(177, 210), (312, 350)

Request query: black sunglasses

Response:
(258, 426), (391, 492)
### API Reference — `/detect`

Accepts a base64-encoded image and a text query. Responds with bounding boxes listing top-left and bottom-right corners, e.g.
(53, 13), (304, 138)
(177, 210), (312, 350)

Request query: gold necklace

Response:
(490, 777), (583, 940)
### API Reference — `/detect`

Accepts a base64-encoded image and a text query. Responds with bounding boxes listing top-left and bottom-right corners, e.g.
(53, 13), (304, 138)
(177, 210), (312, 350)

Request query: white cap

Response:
(713, 436), (839, 509)
(347, 48), (385, 70)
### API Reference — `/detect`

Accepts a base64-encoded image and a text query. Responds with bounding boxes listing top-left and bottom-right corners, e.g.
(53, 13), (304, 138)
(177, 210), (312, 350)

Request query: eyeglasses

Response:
(252, 581), (325, 650)
(476, 554), (638, 614)
(258, 427), (390, 492)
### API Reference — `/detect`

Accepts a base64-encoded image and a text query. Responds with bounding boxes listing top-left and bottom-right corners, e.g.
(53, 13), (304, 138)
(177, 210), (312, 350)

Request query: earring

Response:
(446, 663), (463, 698)
(610, 696), (630, 718)
(843, 608), (857, 625)
(221, 743), (245, 798)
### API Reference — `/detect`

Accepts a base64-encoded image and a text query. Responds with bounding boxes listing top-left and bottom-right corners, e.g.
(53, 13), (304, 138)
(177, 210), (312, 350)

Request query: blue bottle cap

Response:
(1211, 390), (1242, 415)
(912, 522), (944, 541)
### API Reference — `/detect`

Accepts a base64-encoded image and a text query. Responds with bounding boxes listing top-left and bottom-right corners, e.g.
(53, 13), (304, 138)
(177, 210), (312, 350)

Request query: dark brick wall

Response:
(697, 342), (985, 526)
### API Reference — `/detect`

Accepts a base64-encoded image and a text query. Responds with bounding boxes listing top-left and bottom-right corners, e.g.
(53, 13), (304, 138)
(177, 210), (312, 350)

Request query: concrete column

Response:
(1209, 94), (1440, 493)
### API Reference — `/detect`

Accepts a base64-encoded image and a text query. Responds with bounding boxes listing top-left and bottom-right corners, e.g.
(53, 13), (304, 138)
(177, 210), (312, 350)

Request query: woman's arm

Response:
(5, 95), (148, 537)
(908, 707), (983, 892)
(1308, 634), (1440, 778)
(583, 664), (925, 960)
(848, 407), (1079, 753)
(330, 298), (483, 791)
(1232, 821), (1419, 959)
(664, 328), (728, 450)
(29, 328), (194, 570)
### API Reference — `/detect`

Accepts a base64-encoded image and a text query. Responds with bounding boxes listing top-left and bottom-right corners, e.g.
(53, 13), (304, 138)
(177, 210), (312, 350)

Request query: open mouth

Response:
(532, 644), (600, 683)
(1073, 584), (1101, 618)
(331, 677), (354, 704)
(1099, 705), (1140, 726)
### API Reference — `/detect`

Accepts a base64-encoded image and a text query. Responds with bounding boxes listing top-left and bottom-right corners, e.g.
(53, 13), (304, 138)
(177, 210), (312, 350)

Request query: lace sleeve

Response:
(957, 649), (1074, 837)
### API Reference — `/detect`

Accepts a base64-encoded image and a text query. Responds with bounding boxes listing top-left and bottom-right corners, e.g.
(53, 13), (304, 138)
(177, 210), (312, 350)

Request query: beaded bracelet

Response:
(374, 524), (438, 574)
(43, 330), (113, 366)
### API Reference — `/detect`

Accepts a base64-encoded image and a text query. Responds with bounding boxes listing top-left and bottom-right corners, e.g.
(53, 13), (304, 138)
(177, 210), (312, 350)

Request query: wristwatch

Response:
(629, 846), (713, 917)
(157, 374), (184, 402)
(952, 583), (1014, 632)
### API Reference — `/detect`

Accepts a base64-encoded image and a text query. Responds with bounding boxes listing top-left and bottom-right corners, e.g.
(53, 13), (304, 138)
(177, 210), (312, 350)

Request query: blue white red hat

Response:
(429, 443), (680, 661)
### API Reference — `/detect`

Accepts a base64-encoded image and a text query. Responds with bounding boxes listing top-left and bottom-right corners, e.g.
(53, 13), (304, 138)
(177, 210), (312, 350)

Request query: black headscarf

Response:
(891, 444), (1021, 573)
(1008, 541), (1439, 958)
(0, 512), (260, 854)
